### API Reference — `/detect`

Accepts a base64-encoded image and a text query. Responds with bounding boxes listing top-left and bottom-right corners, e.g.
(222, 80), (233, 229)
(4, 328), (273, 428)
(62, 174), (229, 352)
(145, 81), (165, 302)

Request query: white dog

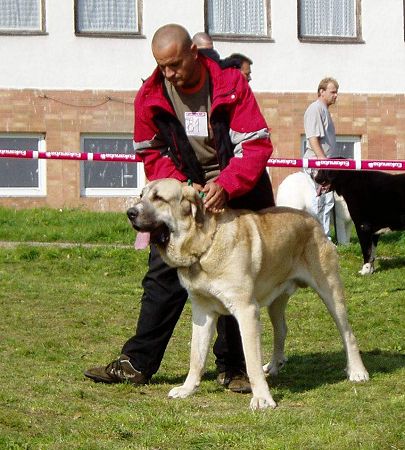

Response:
(276, 171), (352, 244)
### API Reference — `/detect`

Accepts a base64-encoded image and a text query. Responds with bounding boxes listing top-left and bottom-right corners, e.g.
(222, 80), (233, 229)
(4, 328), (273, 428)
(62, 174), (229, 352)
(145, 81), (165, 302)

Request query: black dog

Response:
(315, 169), (405, 274)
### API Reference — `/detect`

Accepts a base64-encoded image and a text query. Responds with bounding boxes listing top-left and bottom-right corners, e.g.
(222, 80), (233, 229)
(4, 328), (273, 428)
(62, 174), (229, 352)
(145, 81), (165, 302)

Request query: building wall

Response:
(1, 0), (404, 211)
(0, 88), (403, 211)
(0, 0), (404, 94)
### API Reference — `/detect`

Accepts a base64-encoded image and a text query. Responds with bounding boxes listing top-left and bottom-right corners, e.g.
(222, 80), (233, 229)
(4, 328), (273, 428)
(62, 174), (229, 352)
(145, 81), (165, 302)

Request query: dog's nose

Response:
(127, 207), (138, 221)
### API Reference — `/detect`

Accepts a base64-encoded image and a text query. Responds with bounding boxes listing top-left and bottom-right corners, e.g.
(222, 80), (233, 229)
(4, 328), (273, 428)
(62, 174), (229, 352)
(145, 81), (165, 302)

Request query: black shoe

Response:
(216, 369), (251, 393)
(84, 354), (149, 385)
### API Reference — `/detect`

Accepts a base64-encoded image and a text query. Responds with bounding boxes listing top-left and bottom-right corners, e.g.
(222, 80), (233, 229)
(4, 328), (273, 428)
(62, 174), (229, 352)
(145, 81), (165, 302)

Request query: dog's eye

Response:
(152, 191), (165, 202)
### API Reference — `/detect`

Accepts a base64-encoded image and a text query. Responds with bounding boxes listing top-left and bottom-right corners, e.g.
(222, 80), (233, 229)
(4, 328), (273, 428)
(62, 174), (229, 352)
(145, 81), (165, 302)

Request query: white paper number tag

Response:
(184, 112), (208, 137)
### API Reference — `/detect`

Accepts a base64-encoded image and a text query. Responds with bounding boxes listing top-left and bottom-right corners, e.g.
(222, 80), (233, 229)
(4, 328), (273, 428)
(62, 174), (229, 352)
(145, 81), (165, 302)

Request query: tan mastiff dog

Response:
(127, 178), (369, 410)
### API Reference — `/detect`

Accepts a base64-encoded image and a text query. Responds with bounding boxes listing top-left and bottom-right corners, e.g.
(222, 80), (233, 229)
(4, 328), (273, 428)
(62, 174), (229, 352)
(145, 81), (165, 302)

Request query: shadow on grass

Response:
(152, 349), (405, 394)
(376, 256), (405, 273)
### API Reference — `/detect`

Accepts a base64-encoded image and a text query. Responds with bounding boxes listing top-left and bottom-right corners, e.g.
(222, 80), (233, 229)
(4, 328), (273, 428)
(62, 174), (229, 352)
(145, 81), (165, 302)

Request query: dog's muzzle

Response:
(127, 206), (139, 224)
(127, 205), (170, 246)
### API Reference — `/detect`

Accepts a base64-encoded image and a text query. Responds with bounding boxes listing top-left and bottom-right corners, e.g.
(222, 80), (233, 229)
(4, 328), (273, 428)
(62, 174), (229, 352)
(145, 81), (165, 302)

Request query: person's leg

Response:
(321, 191), (335, 238)
(213, 315), (251, 393)
(85, 244), (188, 383)
(121, 244), (189, 377)
(214, 315), (245, 373)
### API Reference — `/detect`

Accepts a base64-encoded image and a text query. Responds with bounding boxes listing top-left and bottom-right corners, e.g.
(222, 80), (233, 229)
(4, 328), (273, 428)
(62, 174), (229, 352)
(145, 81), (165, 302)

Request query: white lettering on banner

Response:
(314, 160), (351, 168)
(367, 161), (403, 169)
(46, 152), (82, 158)
(0, 150), (27, 157)
(185, 112), (208, 137)
(100, 154), (137, 161)
(267, 159), (299, 166)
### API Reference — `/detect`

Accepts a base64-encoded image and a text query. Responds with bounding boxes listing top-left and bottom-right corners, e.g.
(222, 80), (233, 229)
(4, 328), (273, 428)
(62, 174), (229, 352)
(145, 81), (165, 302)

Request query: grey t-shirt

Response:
(164, 75), (220, 182)
(304, 99), (338, 158)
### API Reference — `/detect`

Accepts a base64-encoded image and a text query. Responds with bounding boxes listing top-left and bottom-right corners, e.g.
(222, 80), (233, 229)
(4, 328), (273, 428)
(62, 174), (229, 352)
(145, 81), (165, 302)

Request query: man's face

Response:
(240, 61), (252, 83)
(320, 82), (338, 106)
(153, 42), (199, 89)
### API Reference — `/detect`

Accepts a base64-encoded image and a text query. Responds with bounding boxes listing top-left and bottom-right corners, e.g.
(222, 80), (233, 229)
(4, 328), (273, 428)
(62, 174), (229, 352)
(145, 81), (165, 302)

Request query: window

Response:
(75, 0), (142, 37)
(298, 0), (362, 43)
(301, 135), (361, 159)
(0, 134), (46, 197)
(206, 0), (271, 40)
(80, 135), (145, 197)
(0, 0), (46, 34)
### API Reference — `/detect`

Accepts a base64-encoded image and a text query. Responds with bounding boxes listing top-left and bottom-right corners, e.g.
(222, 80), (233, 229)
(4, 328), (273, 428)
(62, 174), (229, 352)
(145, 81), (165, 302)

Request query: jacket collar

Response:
(141, 55), (239, 110)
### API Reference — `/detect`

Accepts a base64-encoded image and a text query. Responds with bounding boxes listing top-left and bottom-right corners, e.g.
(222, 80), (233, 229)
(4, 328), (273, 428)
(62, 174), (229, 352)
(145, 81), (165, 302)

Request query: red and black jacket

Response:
(133, 55), (275, 210)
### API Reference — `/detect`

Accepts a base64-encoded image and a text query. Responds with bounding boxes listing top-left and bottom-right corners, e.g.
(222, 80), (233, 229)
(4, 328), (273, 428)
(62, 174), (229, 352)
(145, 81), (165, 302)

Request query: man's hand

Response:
(202, 181), (227, 213)
(183, 181), (203, 192)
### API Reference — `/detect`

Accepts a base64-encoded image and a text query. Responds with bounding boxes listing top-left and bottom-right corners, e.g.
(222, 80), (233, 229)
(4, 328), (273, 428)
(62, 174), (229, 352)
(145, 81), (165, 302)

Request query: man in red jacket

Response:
(85, 24), (275, 392)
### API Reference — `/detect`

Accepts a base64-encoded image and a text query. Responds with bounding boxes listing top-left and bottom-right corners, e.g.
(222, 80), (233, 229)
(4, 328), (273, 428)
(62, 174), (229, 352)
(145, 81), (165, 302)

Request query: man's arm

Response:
(133, 93), (186, 182)
(308, 136), (327, 159)
(214, 76), (273, 200)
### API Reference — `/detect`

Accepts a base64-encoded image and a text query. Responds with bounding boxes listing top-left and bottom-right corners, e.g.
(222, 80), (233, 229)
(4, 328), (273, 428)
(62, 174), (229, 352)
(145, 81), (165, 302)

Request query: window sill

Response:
(75, 32), (146, 39)
(298, 36), (365, 44)
(0, 30), (48, 36)
(210, 34), (274, 43)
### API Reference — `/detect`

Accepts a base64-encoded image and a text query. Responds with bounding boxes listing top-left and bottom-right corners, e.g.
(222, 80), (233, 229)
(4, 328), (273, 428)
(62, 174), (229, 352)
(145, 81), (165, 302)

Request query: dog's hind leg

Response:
(308, 254), (369, 382)
(168, 299), (217, 399)
(234, 303), (277, 410)
(263, 293), (290, 377)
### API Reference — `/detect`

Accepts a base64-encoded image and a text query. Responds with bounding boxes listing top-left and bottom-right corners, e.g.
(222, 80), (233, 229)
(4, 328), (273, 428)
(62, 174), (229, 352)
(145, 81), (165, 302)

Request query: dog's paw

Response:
(249, 396), (277, 411)
(168, 385), (197, 399)
(347, 368), (369, 382)
(359, 263), (374, 275)
(263, 357), (287, 377)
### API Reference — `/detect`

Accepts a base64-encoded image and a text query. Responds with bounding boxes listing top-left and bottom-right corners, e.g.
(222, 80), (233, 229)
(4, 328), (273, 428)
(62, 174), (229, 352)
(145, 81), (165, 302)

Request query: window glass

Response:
(0, 0), (42, 31)
(0, 134), (46, 196)
(76, 0), (138, 34)
(299, 0), (359, 40)
(207, 0), (268, 37)
(301, 135), (361, 159)
(81, 135), (144, 197)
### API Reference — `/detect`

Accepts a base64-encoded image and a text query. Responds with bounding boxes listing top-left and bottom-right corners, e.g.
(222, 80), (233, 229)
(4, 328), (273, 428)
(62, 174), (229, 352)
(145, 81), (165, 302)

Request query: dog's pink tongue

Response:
(134, 232), (150, 250)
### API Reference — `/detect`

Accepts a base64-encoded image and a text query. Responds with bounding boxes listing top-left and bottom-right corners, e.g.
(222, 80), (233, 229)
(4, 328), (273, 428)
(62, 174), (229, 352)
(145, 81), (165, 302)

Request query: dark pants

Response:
(121, 244), (245, 378)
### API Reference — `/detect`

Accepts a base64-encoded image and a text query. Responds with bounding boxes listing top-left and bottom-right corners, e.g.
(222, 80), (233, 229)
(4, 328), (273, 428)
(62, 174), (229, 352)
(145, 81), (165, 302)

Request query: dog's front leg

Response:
(235, 303), (277, 410)
(168, 299), (216, 399)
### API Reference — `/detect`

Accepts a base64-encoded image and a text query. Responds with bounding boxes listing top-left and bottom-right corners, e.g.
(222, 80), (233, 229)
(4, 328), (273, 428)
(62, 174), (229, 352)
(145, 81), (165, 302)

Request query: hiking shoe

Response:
(84, 354), (149, 385)
(217, 370), (252, 393)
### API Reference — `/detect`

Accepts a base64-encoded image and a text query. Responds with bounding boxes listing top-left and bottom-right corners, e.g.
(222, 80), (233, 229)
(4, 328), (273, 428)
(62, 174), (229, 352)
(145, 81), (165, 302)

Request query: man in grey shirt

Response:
(303, 77), (339, 237)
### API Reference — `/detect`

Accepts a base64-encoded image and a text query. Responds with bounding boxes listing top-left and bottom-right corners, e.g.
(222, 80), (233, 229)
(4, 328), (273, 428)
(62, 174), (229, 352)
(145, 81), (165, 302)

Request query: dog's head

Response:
(314, 169), (340, 193)
(127, 178), (205, 248)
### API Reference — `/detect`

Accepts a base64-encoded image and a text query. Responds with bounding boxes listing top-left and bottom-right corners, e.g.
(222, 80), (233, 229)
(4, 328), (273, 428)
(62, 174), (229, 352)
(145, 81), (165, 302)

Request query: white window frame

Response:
(205, 0), (272, 41)
(298, 0), (363, 44)
(0, 0), (46, 35)
(301, 134), (362, 160)
(0, 134), (46, 197)
(74, 0), (143, 37)
(80, 134), (145, 198)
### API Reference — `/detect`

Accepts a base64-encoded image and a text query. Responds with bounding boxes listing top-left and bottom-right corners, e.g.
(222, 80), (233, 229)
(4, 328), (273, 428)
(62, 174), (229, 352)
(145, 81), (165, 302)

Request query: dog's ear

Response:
(181, 185), (205, 225)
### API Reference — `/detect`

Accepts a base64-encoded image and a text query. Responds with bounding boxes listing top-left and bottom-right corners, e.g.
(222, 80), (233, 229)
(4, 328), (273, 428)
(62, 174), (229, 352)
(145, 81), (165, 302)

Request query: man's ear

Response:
(190, 43), (199, 60)
(182, 185), (205, 224)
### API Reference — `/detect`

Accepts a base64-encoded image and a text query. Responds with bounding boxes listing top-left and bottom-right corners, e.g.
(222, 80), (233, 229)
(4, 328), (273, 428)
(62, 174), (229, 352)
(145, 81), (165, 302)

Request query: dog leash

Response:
(187, 179), (206, 199)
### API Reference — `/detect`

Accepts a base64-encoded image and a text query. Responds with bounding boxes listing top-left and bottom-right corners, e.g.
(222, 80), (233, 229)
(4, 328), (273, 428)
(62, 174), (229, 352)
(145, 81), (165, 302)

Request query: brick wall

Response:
(0, 88), (404, 212)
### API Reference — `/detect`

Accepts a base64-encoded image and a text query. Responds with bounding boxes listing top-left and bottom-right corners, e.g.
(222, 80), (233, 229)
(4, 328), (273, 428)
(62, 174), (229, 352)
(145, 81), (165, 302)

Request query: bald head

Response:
(192, 32), (213, 49)
(152, 24), (192, 54)
(151, 24), (201, 89)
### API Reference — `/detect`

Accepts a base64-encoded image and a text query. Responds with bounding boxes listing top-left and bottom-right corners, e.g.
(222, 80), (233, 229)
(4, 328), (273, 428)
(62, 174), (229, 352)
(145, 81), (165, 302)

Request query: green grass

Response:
(0, 206), (133, 245)
(0, 207), (404, 449)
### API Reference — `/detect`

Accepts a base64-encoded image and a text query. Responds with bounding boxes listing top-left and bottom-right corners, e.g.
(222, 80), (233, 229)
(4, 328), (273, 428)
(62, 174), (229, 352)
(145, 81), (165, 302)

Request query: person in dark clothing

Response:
(227, 53), (253, 82)
(84, 24), (275, 393)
